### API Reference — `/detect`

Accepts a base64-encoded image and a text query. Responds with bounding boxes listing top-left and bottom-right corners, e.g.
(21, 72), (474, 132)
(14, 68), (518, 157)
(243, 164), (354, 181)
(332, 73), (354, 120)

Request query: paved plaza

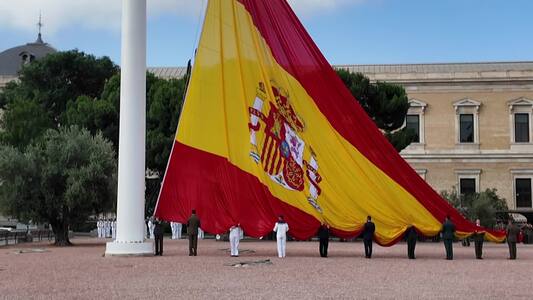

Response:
(0, 237), (531, 299)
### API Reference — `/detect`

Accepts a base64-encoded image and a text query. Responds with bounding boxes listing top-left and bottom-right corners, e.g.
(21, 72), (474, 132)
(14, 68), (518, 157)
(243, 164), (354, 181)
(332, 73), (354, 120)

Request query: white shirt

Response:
(273, 222), (289, 238)
(229, 226), (241, 238)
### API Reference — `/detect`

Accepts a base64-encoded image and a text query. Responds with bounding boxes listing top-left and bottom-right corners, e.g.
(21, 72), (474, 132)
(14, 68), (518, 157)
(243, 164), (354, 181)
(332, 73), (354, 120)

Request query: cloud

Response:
(287, 0), (366, 16)
(0, 0), (363, 35)
(0, 0), (205, 34)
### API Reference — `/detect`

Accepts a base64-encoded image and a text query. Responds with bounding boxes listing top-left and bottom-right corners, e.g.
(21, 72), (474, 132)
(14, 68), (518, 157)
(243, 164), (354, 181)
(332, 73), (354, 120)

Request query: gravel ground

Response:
(0, 237), (531, 299)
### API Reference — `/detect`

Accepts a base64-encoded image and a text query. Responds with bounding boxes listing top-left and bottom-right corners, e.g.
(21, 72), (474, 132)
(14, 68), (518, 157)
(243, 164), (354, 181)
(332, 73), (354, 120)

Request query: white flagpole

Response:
(105, 0), (152, 256)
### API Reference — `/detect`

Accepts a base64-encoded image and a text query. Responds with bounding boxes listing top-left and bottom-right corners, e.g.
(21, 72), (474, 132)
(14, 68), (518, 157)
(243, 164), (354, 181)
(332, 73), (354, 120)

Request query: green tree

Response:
(336, 69), (416, 151)
(440, 188), (508, 228)
(0, 126), (117, 246)
(146, 76), (186, 176)
(0, 50), (118, 149)
(65, 71), (186, 215)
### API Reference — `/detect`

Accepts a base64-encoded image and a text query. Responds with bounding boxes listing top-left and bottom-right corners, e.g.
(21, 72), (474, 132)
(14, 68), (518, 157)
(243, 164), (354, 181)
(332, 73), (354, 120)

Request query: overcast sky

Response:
(1, 0), (532, 66)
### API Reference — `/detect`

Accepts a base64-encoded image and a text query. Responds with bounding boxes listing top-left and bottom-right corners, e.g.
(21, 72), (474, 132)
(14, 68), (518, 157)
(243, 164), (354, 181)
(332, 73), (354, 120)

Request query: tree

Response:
(336, 69), (416, 151)
(440, 188), (509, 228)
(0, 50), (118, 149)
(0, 126), (117, 246)
(146, 76), (186, 176)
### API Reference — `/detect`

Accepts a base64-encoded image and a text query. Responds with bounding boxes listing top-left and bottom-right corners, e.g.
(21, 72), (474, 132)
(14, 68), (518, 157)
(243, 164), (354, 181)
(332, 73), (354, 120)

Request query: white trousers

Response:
(230, 232), (240, 256)
(111, 227), (116, 239)
(277, 235), (286, 258)
(176, 223), (182, 239)
(171, 223), (176, 239)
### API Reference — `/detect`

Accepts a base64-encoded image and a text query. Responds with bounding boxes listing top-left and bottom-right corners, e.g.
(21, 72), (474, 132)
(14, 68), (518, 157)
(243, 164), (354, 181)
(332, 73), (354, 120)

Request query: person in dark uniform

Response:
(318, 223), (330, 258)
(362, 216), (375, 258)
(153, 218), (164, 256)
(406, 226), (418, 259)
(472, 219), (485, 259)
(442, 215), (456, 260)
(187, 209), (201, 256)
(506, 218), (519, 260)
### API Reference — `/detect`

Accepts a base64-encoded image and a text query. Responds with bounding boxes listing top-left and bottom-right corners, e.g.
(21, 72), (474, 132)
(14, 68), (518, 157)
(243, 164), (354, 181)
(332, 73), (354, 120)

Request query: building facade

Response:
(337, 62), (533, 214)
(0, 33), (56, 89)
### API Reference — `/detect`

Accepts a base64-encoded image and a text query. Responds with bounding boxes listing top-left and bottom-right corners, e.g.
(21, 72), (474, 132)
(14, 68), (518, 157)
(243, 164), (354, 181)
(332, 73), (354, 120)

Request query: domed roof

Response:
(0, 34), (57, 76)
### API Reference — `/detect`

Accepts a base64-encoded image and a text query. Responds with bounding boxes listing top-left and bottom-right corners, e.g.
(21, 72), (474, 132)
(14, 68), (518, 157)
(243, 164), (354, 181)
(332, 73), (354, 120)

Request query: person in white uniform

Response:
(96, 219), (102, 238)
(170, 221), (176, 239)
(229, 224), (242, 257)
(273, 215), (289, 258)
(148, 217), (155, 239)
(111, 219), (117, 239)
(174, 222), (182, 240)
(198, 227), (204, 239)
(104, 219), (111, 238)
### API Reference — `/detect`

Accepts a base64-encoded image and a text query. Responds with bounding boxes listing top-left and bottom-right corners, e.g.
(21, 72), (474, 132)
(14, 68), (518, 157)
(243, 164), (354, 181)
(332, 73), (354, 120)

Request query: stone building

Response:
(0, 32), (56, 89)
(338, 62), (533, 215)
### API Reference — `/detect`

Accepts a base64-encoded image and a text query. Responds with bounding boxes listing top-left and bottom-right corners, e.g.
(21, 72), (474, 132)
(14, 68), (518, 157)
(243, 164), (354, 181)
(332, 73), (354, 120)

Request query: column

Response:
(105, 0), (153, 256)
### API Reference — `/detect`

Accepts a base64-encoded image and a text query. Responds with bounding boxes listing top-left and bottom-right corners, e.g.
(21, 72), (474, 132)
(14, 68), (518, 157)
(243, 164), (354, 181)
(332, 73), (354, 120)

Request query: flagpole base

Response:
(105, 240), (153, 256)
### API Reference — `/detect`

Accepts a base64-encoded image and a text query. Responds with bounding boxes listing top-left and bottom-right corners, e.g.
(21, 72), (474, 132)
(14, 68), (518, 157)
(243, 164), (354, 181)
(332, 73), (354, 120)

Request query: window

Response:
(460, 178), (476, 195)
(405, 114), (420, 143)
(516, 178), (532, 208)
(509, 98), (533, 147)
(453, 98), (480, 147)
(402, 99), (427, 153)
(459, 114), (474, 143)
(515, 113), (530, 143)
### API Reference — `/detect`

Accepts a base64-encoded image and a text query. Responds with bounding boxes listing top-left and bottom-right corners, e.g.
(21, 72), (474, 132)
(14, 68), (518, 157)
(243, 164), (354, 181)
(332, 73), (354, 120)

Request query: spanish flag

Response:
(154, 0), (505, 244)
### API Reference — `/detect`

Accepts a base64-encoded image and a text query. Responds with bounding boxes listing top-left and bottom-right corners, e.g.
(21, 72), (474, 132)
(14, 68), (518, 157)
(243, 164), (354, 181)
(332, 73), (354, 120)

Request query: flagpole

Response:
(105, 0), (152, 256)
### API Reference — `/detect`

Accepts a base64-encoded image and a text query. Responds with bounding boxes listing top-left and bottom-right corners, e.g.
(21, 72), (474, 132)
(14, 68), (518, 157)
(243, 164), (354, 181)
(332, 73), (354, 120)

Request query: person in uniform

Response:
(154, 218), (164, 256)
(506, 218), (519, 260)
(97, 219), (102, 238)
(472, 219), (485, 259)
(105, 219), (111, 238)
(187, 210), (201, 256)
(273, 215), (289, 258)
(144, 218), (149, 238)
(111, 218), (117, 239)
(229, 224), (242, 257)
(442, 215), (456, 260)
(406, 226), (418, 259)
(148, 217), (155, 240)
(362, 216), (375, 258)
(198, 227), (205, 240)
(317, 223), (330, 258)
(170, 221), (175, 239)
(176, 222), (182, 240)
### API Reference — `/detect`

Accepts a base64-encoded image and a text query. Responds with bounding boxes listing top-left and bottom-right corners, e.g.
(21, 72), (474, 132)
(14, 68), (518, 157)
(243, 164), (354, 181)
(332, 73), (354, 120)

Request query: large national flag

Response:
(154, 0), (505, 244)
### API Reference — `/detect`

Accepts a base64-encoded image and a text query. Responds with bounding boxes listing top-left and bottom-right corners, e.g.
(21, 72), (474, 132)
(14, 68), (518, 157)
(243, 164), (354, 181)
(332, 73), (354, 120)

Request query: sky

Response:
(1, 0), (532, 67)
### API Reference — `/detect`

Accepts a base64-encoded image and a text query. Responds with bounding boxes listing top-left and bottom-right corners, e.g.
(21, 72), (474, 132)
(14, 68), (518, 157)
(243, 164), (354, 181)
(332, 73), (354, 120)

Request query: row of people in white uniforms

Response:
(96, 219), (116, 239)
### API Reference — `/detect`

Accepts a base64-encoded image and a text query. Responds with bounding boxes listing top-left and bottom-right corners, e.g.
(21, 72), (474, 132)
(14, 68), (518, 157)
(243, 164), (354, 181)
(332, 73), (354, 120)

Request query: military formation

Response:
(96, 218), (116, 239)
(96, 212), (524, 260)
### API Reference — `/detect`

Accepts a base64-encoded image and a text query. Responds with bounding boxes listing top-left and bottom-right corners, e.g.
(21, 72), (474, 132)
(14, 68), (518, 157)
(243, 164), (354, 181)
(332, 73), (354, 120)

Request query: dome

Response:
(0, 34), (57, 76)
